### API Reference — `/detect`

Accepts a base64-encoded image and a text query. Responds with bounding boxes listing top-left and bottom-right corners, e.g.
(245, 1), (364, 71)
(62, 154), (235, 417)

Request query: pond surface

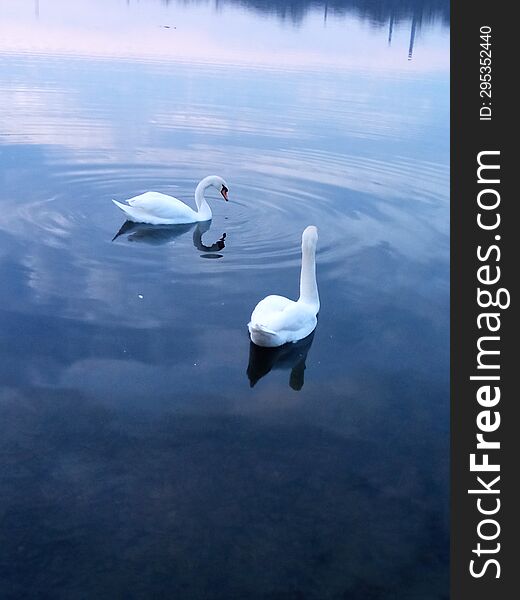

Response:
(0, 1), (449, 598)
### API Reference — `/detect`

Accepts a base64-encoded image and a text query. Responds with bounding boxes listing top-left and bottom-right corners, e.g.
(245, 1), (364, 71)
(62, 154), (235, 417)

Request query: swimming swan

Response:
(112, 175), (229, 224)
(248, 226), (319, 347)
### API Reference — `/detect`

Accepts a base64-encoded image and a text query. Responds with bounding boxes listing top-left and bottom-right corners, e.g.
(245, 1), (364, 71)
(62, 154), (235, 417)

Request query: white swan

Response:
(112, 175), (229, 224)
(248, 226), (319, 348)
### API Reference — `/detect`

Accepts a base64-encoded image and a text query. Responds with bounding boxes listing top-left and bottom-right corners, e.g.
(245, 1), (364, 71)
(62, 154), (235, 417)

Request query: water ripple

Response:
(3, 148), (448, 282)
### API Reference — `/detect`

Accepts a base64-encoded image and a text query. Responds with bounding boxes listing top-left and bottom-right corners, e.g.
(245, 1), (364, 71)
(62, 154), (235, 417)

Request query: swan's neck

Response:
(194, 178), (213, 220)
(298, 243), (319, 309)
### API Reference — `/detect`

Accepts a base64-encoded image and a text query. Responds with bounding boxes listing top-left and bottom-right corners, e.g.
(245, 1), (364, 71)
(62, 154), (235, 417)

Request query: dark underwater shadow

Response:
(247, 330), (315, 391)
(112, 220), (226, 257)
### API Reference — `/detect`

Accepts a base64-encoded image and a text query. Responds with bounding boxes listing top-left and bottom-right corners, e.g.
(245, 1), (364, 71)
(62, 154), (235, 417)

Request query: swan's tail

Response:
(248, 322), (281, 348)
(112, 199), (146, 223)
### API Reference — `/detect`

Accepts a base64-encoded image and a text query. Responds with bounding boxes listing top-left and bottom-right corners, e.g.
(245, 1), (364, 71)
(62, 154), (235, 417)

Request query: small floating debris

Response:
(138, 294), (144, 299)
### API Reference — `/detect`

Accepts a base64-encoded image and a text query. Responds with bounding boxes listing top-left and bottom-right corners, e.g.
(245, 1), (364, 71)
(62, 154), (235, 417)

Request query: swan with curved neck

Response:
(248, 226), (319, 348)
(112, 175), (229, 225)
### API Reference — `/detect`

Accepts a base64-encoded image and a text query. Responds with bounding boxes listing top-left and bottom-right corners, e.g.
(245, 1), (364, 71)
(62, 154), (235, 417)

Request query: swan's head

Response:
(206, 175), (229, 201)
(302, 225), (318, 251)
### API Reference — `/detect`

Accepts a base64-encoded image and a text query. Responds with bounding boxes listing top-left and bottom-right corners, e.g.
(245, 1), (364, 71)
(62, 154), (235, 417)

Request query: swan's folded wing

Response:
(250, 295), (294, 324)
(112, 199), (157, 223)
(268, 302), (316, 334)
(251, 296), (315, 334)
(127, 192), (196, 220)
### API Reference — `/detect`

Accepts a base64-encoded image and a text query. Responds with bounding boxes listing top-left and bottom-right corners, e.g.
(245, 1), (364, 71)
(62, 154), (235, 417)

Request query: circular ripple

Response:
(8, 149), (448, 282)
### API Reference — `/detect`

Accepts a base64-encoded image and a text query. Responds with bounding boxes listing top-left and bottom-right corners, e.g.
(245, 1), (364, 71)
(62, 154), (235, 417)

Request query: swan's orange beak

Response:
(221, 186), (229, 201)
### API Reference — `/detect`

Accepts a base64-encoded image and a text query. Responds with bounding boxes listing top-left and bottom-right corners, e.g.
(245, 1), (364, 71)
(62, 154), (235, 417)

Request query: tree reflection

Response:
(158, 0), (449, 27)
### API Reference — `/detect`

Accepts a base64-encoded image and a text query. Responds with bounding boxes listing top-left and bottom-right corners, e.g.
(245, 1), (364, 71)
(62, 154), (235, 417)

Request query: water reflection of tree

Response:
(158, 0), (449, 27)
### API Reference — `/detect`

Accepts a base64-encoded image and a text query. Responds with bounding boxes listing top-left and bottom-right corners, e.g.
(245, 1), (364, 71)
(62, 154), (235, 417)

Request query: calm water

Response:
(0, 1), (449, 598)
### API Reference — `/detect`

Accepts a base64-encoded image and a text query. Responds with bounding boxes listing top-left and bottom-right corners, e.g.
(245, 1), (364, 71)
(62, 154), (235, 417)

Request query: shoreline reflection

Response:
(160, 0), (449, 26)
(1, 0), (449, 71)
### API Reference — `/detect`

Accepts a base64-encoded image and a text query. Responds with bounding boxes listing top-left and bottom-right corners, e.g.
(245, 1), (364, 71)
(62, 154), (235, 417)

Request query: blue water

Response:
(0, 1), (449, 598)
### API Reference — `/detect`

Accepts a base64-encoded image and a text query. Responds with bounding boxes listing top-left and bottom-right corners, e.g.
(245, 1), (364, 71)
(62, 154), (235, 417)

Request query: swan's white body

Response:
(112, 175), (228, 225)
(248, 226), (320, 348)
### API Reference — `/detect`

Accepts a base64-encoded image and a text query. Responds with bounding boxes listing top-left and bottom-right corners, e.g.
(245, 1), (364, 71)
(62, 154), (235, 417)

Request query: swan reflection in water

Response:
(112, 220), (226, 257)
(247, 331), (315, 391)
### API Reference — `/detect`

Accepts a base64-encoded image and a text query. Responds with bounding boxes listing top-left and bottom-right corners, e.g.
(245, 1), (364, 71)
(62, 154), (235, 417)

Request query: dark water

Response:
(0, 1), (449, 598)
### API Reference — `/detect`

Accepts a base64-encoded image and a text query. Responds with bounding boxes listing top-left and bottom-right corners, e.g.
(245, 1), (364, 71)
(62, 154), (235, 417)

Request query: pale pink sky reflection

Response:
(0, 0), (449, 72)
